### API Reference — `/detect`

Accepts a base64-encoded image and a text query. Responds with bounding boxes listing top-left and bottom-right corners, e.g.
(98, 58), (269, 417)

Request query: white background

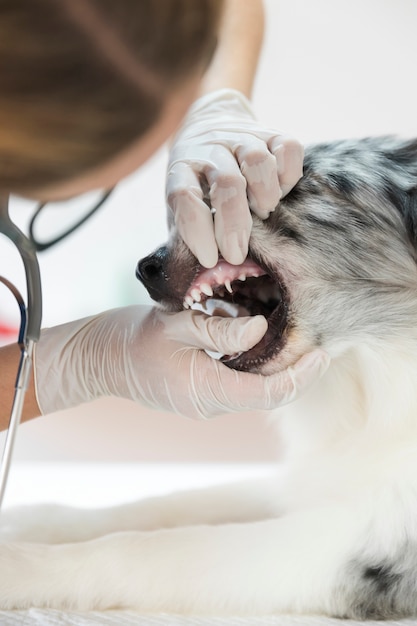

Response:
(1, 0), (417, 468)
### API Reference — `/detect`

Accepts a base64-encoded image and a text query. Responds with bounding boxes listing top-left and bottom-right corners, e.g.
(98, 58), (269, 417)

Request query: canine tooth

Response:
(225, 279), (233, 293)
(238, 274), (246, 281)
(191, 288), (201, 302)
(185, 295), (194, 307)
(200, 283), (214, 297)
(183, 300), (189, 309)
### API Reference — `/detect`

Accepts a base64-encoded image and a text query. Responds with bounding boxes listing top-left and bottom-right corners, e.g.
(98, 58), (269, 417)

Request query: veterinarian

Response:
(0, 0), (328, 429)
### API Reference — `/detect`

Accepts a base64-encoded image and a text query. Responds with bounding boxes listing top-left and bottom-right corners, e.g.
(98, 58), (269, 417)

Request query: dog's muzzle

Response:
(136, 248), (289, 372)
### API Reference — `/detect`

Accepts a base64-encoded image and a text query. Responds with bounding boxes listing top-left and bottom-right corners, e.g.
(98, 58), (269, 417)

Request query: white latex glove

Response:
(166, 88), (304, 268)
(34, 306), (329, 420)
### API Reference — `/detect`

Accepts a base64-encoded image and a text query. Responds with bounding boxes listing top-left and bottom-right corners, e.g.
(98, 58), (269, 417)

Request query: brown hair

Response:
(0, 0), (223, 194)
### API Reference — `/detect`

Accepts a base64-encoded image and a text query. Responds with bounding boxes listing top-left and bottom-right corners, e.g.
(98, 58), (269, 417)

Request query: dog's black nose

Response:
(136, 246), (169, 301)
(136, 255), (162, 284)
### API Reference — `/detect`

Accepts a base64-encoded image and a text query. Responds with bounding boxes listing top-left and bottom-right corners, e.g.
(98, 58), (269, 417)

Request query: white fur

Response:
(1, 339), (417, 615)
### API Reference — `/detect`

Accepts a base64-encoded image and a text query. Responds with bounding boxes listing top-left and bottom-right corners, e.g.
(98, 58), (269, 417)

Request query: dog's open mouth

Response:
(182, 257), (288, 371)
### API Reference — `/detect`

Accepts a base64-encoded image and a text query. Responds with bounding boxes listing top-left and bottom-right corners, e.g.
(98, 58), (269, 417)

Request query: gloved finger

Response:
(205, 150), (253, 266)
(163, 309), (268, 355)
(235, 138), (282, 219)
(211, 349), (330, 413)
(166, 161), (218, 268)
(268, 135), (304, 198)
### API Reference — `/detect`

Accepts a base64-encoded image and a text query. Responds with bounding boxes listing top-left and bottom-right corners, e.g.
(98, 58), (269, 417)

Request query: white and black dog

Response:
(1, 136), (417, 618)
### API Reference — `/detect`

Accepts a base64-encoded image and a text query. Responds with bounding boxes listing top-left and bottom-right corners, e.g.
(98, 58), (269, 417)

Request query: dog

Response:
(1, 135), (417, 618)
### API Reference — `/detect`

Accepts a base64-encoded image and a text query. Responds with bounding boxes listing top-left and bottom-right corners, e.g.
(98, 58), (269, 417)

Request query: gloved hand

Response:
(166, 88), (304, 268)
(34, 306), (329, 419)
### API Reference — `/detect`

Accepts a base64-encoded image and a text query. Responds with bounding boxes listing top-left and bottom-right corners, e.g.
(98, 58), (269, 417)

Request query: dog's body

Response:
(2, 136), (417, 618)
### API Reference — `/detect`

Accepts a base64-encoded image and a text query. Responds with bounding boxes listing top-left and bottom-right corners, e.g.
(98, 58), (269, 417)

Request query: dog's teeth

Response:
(183, 300), (189, 309)
(185, 295), (194, 307)
(225, 279), (233, 293)
(218, 287), (225, 297)
(238, 274), (246, 281)
(200, 283), (214, 297)
(191, 288), (201, 302)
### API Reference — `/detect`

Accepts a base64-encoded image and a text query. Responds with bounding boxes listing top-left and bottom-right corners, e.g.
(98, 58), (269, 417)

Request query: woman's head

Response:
(0, 0), (223, 197)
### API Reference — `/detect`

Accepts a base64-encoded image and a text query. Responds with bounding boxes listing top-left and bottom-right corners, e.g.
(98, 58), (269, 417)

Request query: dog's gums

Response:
(182, 258), (267, 309)
(183, 257), (289, 371)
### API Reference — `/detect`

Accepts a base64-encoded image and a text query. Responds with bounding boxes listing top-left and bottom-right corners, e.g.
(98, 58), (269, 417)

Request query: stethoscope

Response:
(0, 193), (42, 510)
(0, 190), (112, 510)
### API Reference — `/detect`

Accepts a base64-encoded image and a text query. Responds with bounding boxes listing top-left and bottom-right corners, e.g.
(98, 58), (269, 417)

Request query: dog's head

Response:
(137, 137), (417, 376)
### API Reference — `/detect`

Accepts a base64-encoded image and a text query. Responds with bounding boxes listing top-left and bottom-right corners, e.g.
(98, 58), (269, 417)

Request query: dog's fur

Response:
(2, 136), (417, 618)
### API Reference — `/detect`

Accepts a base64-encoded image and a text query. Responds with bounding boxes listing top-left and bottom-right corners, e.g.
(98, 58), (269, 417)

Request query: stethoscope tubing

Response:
(0, 195), (42, 509)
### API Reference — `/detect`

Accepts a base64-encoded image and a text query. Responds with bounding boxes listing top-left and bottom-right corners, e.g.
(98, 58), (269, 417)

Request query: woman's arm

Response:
(166, 0), (303, 268)
(0, 308), (328, 429)
(201, 0), (265, 98)
(0, 343), (40, 428)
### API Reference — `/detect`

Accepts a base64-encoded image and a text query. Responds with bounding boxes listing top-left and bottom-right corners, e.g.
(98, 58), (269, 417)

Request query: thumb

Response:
(163, 310), (268, 355)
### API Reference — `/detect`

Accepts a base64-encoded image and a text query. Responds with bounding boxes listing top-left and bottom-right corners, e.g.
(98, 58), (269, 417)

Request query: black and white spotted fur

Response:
(1, 136), (417, 618)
